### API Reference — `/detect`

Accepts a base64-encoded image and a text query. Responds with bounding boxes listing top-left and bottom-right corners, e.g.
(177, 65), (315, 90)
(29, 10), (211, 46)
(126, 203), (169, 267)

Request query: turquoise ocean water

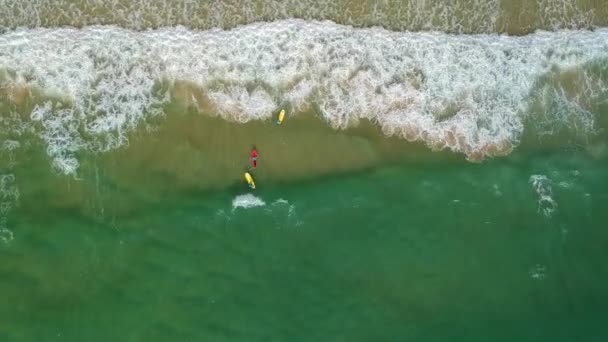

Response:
(2, 147), (608, 341)
(1, 0), (608, 340)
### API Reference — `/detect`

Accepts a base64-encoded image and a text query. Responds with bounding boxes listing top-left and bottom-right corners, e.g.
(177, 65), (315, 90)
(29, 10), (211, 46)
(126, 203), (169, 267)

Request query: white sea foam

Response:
(0, 174), (18, 214)
(0, 0), (598, 34)
(529, 264), (547, 280)
(529, 174), (557, 217)
(271, 198), (300, 227)
(232, 194), (266, 210)
(0, 173), (18, 244)
(273, 198), (290, 205)
(1, 20), (607, 174)
(0, 227), (13, 243)
(272, 198), (296, 218)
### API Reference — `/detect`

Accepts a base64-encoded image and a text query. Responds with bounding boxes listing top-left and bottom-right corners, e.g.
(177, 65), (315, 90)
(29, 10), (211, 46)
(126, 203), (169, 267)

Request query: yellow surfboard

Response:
(244, 172), (256, 189)
(276, 109), (285, 125)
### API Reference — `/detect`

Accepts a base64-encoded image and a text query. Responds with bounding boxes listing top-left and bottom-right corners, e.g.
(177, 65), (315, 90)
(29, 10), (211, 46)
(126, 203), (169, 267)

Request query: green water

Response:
(2, 0), (608, 339)
(2, 143), (608, 340)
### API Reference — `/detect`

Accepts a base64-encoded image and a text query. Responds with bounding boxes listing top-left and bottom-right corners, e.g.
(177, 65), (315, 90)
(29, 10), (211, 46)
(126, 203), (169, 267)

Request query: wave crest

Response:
(1, 21), (607, 174)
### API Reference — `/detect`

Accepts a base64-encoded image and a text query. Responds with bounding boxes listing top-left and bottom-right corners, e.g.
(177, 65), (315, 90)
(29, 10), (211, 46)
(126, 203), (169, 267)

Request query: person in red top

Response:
(251, 147), (259, 169)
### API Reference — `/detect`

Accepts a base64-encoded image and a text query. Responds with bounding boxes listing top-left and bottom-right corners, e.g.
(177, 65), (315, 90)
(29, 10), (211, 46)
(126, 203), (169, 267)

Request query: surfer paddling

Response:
(251, 147), (259, 169)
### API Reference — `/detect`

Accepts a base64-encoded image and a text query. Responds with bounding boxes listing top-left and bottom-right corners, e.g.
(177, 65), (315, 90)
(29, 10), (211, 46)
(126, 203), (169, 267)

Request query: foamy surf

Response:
(1, 20), (607, 174)
(529, 174), (558, 217)
(0, 173), (18, 243)
(232, 194), (266, 210)
(272, 198), (297, 219)
(269, 198), (302, 227)
(0, 0), (602, 34)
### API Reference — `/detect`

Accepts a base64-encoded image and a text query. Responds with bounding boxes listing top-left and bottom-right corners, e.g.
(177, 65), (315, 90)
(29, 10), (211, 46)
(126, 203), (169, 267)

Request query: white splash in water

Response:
(271, 198), (300, 227)
(0, 227), (13, 243)
(492, 183), (502, 197)
(529, 264), (547, 280)
(529, 174), (557, 217)
(0, 173), (18, 244)
(273, 198), (297, 218)
(232, 194), (266, 210)
(273, 198), (289, 205)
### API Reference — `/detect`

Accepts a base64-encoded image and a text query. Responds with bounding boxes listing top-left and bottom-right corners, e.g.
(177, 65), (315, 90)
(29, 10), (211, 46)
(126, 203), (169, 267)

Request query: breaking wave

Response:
(1, 20), (607, 174)
(232, 194), (266, 210)
(0, 0), (603, 34)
